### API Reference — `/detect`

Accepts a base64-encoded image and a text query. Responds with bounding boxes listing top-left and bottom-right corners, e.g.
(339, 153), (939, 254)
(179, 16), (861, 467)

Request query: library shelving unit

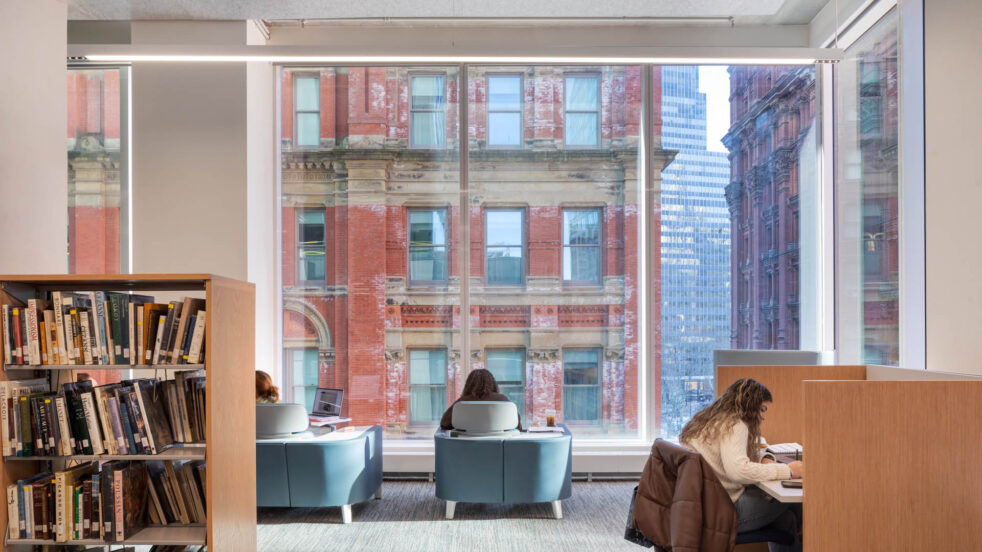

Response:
(0, 274), (256, 552)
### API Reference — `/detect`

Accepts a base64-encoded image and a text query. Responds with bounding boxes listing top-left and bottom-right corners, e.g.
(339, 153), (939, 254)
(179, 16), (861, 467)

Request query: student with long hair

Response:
(680, 378), (803, 552)
(255, 370), (280, 404)
(439, 369), (522, 430)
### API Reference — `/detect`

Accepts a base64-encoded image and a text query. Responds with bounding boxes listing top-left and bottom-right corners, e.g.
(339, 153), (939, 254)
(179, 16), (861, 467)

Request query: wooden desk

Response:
(755, 479), (802, 503)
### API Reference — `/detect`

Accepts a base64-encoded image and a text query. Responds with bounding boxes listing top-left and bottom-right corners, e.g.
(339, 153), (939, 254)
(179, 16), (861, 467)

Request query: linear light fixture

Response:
(70, 45), (842, 65)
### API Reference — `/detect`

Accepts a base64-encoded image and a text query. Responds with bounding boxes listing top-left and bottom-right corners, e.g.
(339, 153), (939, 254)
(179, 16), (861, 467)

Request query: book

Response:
(80, 388), (106, 455)
(151, 314), (168, 365)
(1, 304), (11, 364)
(11, 307), (23, 365)
(171, 298), (205, 364)
(105, 395), (129, 455)
(107, 293), (127, 364)
(42, 309), (58, 366)
(142, 304), (169, 364)
(63, 381), (94, 455)
(186, 311), (207, 364)
(26, 299), (47, 366)
(53, 395), (73, 455)
(158, 302), (181, 363)
(50, 291), (68, 364)
(112, 461), (149, 542)
(80, 309), (94, 365)
(103, 299), (115, 365)
(93, 384), (120, 456)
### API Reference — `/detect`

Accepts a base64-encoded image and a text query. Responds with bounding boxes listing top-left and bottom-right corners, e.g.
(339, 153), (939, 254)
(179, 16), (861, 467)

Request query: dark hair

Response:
(255, 370), (280, 403)
(461, 369), (499, 399)
(679, 378), (773, 459)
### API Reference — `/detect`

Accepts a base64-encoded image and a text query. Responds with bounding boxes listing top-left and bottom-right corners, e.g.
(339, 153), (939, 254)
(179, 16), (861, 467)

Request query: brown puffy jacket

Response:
(632, 439), (738, 552)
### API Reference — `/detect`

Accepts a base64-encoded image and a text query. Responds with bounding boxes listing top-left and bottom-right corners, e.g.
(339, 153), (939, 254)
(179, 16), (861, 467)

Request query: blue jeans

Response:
(733, 486), (802, 552)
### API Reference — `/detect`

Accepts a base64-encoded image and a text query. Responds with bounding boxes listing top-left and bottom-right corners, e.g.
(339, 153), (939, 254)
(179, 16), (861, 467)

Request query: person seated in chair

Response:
(680, 378), (804, 552)
(256, 370), (280, 404)
(440, 369), (522, 431)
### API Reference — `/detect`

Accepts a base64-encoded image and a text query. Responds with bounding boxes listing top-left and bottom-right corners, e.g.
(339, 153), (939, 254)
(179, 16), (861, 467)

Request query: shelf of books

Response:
(0, 274), (256, 552)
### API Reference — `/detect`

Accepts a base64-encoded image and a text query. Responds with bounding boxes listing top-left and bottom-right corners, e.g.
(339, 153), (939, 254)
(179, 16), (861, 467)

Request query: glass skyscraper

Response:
(659, 66), (732, 436)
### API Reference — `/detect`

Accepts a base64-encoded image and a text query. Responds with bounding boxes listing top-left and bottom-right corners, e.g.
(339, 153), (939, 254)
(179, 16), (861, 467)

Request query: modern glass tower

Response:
(659, 66), (733, 436)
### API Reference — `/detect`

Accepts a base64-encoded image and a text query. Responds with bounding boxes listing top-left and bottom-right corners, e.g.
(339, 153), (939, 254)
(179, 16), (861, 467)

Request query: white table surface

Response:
(257, 425), (373, 443)
(755, 479), (803, 503)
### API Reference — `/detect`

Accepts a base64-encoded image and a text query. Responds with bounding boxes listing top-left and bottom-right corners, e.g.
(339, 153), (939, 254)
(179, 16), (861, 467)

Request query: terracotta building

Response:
(280, 66), (674, 436)
(723, 66), (816, 350)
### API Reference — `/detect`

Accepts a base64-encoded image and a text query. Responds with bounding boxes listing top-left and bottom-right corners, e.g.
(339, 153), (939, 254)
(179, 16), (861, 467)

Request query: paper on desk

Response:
(527, 426), (564, 433)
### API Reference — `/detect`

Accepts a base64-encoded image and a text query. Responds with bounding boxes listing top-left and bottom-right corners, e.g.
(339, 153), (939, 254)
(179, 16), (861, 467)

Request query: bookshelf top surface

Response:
(0, 273), (223, 291)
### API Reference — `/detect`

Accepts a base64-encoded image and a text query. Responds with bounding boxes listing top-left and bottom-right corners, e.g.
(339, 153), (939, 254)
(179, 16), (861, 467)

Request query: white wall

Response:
(130, 22), (249, 278)
(0, 0), (67, 274)
(924, 0), (982, 375)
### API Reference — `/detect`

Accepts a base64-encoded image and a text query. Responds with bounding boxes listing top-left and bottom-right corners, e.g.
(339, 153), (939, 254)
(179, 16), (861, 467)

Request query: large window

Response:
(836, 9), (900, 365)
(410, 74), (447, 148)
(563, 349), (601, 423)
(487, 75), (522, 147)
(408, 208), (449, 285)
(408, 349), (448, 424)
(277, 63), (820, 441)
(294, 74), (320, 147)
(286, 348), (319, 411)
(565, 75), (600, 147)
(296, 208), (326, 285)
(485, 208), (525, 286)
(486, 349), (526, 420)
(562, 208), (602, 284)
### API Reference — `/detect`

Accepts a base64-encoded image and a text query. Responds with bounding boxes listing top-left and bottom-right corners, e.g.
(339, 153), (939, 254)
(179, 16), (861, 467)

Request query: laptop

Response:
(309, 388), (345, 424)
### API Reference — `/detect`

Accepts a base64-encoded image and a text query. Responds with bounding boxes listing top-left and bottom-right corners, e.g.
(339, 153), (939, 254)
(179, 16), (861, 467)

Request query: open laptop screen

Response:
(312, 388), (344, 417)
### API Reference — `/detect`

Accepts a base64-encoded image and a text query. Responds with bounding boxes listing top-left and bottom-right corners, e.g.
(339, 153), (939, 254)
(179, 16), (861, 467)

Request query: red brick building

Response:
(723, 66), (816, 351)
(280, 66), (673, 436)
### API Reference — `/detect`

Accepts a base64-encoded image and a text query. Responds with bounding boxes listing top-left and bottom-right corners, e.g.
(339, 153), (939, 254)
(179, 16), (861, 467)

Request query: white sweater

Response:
(683, 420), (793, 502)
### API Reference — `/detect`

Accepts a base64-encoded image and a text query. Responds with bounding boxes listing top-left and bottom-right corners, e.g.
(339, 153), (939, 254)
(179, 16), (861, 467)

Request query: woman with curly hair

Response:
(680, 378), (803, 552)
(439, 369), (522, 430)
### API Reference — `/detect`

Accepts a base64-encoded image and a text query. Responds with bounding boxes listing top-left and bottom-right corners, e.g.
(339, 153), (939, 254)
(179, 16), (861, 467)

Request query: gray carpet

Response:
(257, 481), (643, 551)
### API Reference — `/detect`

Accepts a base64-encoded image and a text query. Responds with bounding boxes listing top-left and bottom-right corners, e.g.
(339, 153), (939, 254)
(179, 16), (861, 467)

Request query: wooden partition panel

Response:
(715, 365), (867, 445)
(866, 364), (982, 381)
(803, 381), (982, 551)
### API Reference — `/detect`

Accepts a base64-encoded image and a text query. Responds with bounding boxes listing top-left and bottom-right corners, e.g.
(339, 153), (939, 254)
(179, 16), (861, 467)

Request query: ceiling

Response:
(68, 0), (831, 25)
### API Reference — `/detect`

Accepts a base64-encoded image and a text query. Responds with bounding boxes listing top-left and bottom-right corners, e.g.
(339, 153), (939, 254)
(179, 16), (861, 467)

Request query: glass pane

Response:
(409, 247), (448, 281)
(486, 210), (523, 245)
(411, 75), (445, 110)
(498, 384), (526, 420)
(297, 112), (320, 147)
(563, 386), (599, 421)
(486, 350), (524, 383)
(409, 209), (447, 246)
(835, 9), (900, 366)
(488, 76), (521, 111)
(565, 76), (598, 111)
(486, 247), (523, 285)
(564, 349), (599, 384)
(411, 112), (446, 147)
(488, 112), (522, 146)
(563, 247), (600, 282)
(295, 76), (319, 111)
(410, 386), (447, 423)
(281, 66), (459, 439)
(563, 210), (600, 244)
(565, 113), (598, 146)
(409, 349), (446, 385)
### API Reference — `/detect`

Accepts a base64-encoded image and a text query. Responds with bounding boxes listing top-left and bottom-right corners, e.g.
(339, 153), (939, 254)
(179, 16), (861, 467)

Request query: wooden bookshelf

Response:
(0, 274), (256, 551)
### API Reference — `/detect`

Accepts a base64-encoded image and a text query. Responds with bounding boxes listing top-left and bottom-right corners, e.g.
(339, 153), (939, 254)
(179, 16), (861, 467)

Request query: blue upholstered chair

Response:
(434, 425), (572, 519)
(257, 421), (383, 524)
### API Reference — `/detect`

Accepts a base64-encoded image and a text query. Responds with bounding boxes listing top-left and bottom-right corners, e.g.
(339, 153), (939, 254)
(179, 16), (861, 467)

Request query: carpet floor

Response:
(257, 480), (643, 552)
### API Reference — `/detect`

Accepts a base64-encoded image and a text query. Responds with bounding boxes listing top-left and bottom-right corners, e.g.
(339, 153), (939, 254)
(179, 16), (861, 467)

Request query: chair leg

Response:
(551, 500), (563, 519)
(341, 504), (352, 524)
(445, 500), (456, 519)
(375, 486), (382, 500)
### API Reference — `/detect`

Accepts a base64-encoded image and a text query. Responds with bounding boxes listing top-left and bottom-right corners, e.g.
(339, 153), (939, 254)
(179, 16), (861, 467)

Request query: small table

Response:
(755, 479), (803, 503)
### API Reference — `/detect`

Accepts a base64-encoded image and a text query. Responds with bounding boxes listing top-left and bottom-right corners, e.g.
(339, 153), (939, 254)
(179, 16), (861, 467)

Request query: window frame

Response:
(563, 73), (602, 149)
(485, 347), (527, 419)
(295, 206), (327, 287)
(485, 73), (524, 149)
(561, 347), (603, 425)
(293, 72), (321, 148)
(284, 347), (319, 410)
(407, 348), (449, 425)
(484, 206), (527, 287)
(409, 72), (448, 149)
(407, 206), (451, 287)
(561, 206), (605, 286)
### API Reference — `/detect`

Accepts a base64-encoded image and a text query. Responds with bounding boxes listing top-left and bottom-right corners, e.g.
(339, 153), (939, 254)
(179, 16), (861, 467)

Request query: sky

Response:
(698, 65), (731, 153)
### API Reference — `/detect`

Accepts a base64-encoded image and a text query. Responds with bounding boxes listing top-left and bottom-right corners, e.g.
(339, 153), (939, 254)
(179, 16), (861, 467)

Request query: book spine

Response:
(27, 300), (41, 366)
(43, 310), (57, 366)
(187, 310), (207, 364)
(18, 396), (33, 457)
(106, 396), (127, 455)
(152, 314), (167, 365)
(122, 300), (132, 364)
(136, 305), (144, 366)
(29, 398), (43, 455)
(80, 311), (94, 365)
(6, 484), (17, 540)
(11, 308), (23, 365)
(51, 291), (66, 364)
(54, 396), (73, 455)
(108, 294), (123, 364)
(80, 392), (105, 455)
(0, 386), (9, 457)
(94, 389), (117, 456)
(113, 469), (123, 542)
(91, 474), (101, 540)
(54, 473), (65, 542)
(118, 399), (140, 454)
(35, 397), (50, 455)
(39, 321), (47, 364)
(1, 305), (10, 364)
(61, 303), (75, 364)
(101, 465), (112, 538)
(126, 391), (151, 453)
(32, 482), (44, 537)
(73, 486), (81, 540)
(11, 391), (21, 456)
(44, 398), (58, 456)
(82, 478), (91, 539)
(94, 292), (107, 364)
(20, 312), (30, 364)
(70, 309), (83, 366)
